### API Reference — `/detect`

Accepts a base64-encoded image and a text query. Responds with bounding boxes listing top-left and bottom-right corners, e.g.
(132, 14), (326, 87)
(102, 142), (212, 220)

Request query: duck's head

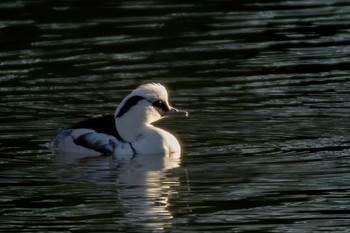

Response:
(115, 83), (188, 142)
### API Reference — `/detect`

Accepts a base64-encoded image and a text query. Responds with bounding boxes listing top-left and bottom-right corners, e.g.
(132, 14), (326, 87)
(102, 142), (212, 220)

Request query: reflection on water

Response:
(116, 154), (182, 231)
(55, 151), (183, 231)
(1, 0), (350, 232)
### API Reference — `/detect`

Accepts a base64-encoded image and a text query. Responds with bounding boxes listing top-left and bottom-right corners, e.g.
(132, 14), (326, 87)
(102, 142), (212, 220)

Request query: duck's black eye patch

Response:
(153, 100), (170, 112)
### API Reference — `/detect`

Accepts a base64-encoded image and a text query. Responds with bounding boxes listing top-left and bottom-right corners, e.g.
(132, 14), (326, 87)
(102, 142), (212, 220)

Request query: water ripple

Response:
(1, 0), (350, 232)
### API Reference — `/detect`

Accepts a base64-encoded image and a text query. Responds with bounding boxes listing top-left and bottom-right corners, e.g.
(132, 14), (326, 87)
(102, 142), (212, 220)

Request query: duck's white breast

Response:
(132, 127), (181, 155)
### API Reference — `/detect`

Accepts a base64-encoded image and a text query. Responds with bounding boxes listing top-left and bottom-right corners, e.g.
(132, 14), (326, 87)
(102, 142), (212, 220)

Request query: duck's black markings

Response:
(70, 114), (137, 155)
(116, 95), (146, 118)
(152, 100), (170, 115)
(70, 114), (123, 141)
(73, 132), (116, 155)
(128, 142), (137, 155)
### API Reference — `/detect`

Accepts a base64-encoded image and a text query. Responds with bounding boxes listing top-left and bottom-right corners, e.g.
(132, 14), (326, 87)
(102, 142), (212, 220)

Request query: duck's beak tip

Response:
(166, 107), (188, 117)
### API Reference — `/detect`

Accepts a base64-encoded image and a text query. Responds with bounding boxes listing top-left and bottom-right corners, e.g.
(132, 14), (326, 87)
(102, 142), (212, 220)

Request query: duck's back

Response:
(52, 114), (133, 156)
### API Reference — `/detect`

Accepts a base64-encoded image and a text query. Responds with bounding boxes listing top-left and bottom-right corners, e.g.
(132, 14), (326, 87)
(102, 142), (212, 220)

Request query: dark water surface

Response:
(1, 0), (350, 232)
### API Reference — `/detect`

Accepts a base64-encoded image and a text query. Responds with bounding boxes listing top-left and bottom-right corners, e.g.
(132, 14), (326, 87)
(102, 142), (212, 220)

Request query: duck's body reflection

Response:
(55, 151), (183, 231)
(116, 152), (181, 230)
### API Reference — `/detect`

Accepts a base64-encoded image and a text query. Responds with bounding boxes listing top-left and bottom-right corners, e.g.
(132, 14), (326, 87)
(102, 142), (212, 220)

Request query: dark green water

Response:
(1, 0), (350, 232)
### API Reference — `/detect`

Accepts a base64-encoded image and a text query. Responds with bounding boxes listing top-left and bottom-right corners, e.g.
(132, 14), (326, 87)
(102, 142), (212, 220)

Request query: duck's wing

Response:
(54, 114), (135, 156)
(71, 129), (119, 155)
(68, 114), (136, 156)
(70, 113), (123, 141)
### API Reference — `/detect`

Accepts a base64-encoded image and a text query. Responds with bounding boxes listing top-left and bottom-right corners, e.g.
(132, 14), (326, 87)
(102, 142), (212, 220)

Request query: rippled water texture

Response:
(1, 0), (350, 232)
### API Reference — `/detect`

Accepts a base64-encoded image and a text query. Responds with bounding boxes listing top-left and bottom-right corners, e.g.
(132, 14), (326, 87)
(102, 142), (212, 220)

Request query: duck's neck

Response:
(115, 116), (151, 143)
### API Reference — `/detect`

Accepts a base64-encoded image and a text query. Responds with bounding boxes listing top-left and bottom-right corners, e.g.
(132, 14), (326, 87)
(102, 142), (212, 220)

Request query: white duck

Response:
(52, 83), (188, 157)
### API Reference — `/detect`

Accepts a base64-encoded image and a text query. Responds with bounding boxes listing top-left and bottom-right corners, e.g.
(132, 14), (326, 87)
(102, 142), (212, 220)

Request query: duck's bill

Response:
(165, 107), (188, 117)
